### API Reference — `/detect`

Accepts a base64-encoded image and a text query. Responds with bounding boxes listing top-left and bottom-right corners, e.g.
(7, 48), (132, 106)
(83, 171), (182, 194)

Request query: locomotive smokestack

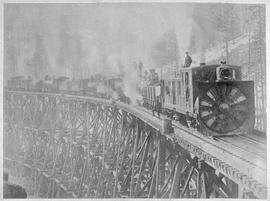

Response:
(200, 62), (206, 66)
(220, 61), (226, 64)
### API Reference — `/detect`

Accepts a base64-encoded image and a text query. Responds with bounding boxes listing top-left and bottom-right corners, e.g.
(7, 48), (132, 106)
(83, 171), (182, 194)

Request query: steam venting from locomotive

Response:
(122, 73), (142, 105)
(121, 61), (143, 104)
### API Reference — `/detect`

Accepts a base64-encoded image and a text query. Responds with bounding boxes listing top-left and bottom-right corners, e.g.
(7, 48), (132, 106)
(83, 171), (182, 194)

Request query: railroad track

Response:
(138, 104), (267, 163)
(171, 122), (266, 160)
(133, 104), (267, 198)
(135, 104), (266, 147)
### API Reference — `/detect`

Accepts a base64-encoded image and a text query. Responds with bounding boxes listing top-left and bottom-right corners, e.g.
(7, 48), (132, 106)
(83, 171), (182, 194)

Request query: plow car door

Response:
(181, 69), (193, 113)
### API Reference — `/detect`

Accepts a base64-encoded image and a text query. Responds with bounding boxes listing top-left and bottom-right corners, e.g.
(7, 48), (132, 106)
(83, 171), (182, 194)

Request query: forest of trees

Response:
(189, 4), (265, 71)
(4, 5), (89, 80)
(56, 17), (86, 78)
(151, 28), (179, 69)
(5, 4), (265, 80)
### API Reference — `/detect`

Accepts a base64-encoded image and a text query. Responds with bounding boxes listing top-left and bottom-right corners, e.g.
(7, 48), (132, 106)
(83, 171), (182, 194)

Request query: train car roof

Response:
(161, 64), (242, 80)
(191, 64), (241, 71)
(10, 76), (25, 80)
(148, 81), (160, 87)
(57, 76), (70, 81)
(106, 76), (122, 81)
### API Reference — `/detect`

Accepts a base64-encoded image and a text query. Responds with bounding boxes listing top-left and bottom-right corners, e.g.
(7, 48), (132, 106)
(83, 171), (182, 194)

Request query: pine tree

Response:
(151, 28), (179, 69)
(74, 37), (83, 78)
(56, 17), (70, 72)
(4, 5), (20, 78)
(250, 5), (265, 73)
(30, 34), (49, 79)
(212, 4), (239, 63)
(249, 5), (266, 131)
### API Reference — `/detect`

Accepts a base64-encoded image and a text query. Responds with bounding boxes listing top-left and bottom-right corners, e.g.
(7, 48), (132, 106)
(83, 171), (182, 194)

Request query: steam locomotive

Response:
(142, 63), (255, 136)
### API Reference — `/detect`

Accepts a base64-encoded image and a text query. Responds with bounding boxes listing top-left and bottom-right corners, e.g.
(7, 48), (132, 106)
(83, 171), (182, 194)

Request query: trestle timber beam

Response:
(3, 90), (266, 199)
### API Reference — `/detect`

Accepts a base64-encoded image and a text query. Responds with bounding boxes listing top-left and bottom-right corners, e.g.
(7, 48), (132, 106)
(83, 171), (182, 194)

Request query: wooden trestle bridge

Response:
(3, 90), (267, 199)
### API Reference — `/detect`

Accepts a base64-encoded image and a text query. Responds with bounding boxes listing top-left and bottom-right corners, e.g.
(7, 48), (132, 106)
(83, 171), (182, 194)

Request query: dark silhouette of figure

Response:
(184, 51), (192, 67)
(3, 171), (27, 198)
(152, 96), (162, 118)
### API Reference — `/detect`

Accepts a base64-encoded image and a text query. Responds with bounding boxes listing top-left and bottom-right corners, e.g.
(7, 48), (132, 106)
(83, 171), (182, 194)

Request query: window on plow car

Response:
(172, 81), (176, 104)
(156, 85), (161, 97)
(147, 88), (150, 102)
(216, 65), (236, 81)
(177, 81), (181, 104)
(150, 88), (153, 103)
(151, 88), (155, 105)
(165, 81), (170, 96)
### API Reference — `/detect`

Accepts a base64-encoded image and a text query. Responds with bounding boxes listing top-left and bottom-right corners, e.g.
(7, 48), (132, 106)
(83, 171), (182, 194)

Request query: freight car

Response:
(141, 82), (160, 110)
(142, 63), (255, 136)
(7, 76), (34, 91)
(6, 74), (130, 103)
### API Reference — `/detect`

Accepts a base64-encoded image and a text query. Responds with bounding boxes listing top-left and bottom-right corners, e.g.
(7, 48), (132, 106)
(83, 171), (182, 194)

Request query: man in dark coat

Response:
(152, 96), (161, 118)
(184, 51), (192, 67)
